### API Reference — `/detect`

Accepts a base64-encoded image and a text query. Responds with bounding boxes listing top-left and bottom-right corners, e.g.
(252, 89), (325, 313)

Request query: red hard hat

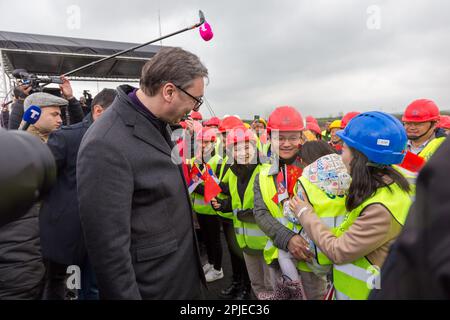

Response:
(402, 99), (440, 123)
(306, 116), (319, 126)
(306, 122), (322, 135)
(190, 111), (203, 121)
(341, 111), (361, 128)
(226, 128), (256, 147)
(219, 116), (245, 133)
(437, 115), (450, 129)
(196, 127), (217, 142)
(267, 106), (305, 132)
(204, 116), (221, 127)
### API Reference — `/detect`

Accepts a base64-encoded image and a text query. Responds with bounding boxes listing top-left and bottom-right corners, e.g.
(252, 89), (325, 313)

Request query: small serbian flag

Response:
(272, 164), (303, 204)
(272, 166), (289, 204)
(202, 164), (222, 203)
(188, 165), (203, 194)
(399, 151), (426, 173)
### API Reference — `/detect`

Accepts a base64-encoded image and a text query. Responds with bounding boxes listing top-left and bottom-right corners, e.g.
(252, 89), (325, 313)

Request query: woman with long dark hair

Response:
(290, 111), (413, 300)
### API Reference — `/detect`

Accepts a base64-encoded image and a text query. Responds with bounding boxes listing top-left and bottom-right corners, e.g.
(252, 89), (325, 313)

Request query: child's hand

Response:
(211, 198), (221, 210)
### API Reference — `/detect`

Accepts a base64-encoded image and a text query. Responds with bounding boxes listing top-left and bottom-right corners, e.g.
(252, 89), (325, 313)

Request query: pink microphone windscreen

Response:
(200, 22), (213, 41)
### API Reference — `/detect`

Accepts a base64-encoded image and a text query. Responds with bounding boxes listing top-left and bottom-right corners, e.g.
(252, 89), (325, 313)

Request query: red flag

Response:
(272, 164), (303, 204)
(286, 165), (302, 196)
(399, 151), (426, 173)
(201, 166), (222, 203)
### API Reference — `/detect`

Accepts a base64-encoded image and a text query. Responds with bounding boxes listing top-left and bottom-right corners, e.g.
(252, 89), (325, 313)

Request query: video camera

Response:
(12, 69), (64, 93)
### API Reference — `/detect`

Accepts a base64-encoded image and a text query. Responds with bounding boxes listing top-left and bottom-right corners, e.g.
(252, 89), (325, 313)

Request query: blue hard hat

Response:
(336, 111), (407, 165)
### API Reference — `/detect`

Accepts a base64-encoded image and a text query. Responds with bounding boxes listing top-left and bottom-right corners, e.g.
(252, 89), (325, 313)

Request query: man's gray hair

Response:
(140, 47), (208, 96)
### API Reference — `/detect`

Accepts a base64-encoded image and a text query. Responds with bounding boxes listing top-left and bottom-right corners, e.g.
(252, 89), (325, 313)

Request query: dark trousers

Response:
(42, 259), (70, 300)
(42, 257), (99, 300)
(78, 256), (99, 300)
(220, 217), (251, 287)
(197, 213), (223, 270)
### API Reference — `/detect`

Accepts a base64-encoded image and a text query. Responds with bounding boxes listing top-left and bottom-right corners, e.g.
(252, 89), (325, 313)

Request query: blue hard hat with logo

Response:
(336, 111), (407, 165)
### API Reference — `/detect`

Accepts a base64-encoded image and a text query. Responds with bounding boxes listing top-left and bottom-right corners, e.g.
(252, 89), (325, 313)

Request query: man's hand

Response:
(211, 197), (221, 210)
(185, 117), (194, 135)
(287, 234), (314, 262)
(59, 76), (74, 100)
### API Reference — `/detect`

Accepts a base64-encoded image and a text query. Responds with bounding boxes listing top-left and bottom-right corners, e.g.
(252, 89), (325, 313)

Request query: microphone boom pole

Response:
(63, 10), (206, 78)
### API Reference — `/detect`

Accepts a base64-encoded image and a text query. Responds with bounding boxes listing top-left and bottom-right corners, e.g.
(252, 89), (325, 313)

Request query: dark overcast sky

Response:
(1, 0), (449, 119)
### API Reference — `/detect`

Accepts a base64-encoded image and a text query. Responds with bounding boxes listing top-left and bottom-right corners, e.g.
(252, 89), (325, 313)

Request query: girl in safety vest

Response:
(189, 127), (224, 283)
(214, 116), (254, 299)
(290, 111), (413, 300)
(288, 141), (351, 280)
(211, 128), (271, 299)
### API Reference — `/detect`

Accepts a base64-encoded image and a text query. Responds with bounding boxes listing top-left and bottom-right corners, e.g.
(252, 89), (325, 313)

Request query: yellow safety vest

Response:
(256, 136), (271, 157)
(228, 166), (269, 250)
(393, 136), (446, 194)
(258, 164), (312, 272)
(215, 155), (234, 220)
(332, 183), (412, 300)
(418, 136), (446, 161)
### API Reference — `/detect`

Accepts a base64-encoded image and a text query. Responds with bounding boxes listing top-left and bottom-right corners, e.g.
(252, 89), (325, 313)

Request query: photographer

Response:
(8, 84), (32, 130)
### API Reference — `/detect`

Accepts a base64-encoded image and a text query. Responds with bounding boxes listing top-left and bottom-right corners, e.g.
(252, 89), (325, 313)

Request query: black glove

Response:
(236, 209), (257, 223)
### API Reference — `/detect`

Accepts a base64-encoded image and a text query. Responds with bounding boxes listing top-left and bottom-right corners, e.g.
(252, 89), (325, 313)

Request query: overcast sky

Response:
(1, 0), (449, 119)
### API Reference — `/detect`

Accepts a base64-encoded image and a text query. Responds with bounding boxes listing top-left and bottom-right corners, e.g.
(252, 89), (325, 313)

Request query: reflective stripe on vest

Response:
(418, 137), (446, 161)
(228, 166), (269, 250)
(214, 155), (234, 219)
(333, 257), (380, 300)
(258, 164), (311, 272)
(332, 183), (412, 300)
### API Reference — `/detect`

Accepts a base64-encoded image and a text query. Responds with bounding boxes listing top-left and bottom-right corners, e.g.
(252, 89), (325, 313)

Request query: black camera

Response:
(12, 69), (64, 93)
(0, 128), (56, 227)
(82, 90), (93, 109)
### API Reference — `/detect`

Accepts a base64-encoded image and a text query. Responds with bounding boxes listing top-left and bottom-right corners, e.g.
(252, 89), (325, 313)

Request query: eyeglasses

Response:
(174, 84), (203, 111)
(403, 122), (428, 128)
(271, 135), (302, 143)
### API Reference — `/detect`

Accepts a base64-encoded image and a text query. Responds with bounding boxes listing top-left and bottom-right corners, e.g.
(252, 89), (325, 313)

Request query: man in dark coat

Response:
(370, 136), (450, 299)
(77, 47), (208, 299)
(39, 88), (117, 300)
